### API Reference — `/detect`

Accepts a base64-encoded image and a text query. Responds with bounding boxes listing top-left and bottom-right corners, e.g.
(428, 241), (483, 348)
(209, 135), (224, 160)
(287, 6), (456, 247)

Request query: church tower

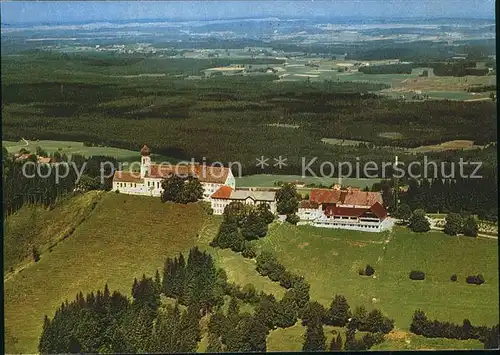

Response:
(140, 145), (151, 178)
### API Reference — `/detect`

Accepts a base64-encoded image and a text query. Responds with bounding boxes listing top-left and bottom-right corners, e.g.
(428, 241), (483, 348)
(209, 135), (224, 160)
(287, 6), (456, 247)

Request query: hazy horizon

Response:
(1, 0), (495, 25)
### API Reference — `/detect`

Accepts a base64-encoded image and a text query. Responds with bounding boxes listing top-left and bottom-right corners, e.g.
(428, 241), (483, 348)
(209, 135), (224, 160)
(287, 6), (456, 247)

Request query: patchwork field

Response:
(254, 223), (499, 330)
(4, 193), (207, 353)
(3, 139), (177, 163)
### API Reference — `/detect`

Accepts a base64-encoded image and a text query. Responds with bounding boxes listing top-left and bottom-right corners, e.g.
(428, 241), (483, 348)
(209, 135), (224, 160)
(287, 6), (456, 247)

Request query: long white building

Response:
(112, 145), (235, 199)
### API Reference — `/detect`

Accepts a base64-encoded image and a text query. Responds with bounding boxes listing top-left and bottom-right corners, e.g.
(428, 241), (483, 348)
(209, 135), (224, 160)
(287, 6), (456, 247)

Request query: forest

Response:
(2, 52), (497, 179)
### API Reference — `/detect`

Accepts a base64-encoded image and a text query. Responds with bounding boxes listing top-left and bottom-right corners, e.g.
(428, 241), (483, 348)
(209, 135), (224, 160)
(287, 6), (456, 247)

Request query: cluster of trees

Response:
(410, 310), (498, 349)
(255, 251), (309, 293)
(443, 213), (479, 237)
(211, 201), (274, 255)
(38, 248), (276, 354)
(205, 297), (269, 352)
(38, 275), (201, 354)
(162, 247), (224, 313)
(431, 63), (489, 77)
(276, 183), (301, 222)
(358, 63), (413, 74)
(301, 295), (394, 351)
(396, 205), (481, 237)
(407, 209), (431, 233)
(160, 175), (203, 204)
(2, 147), (116, 216)
(400, 177), (498, 222)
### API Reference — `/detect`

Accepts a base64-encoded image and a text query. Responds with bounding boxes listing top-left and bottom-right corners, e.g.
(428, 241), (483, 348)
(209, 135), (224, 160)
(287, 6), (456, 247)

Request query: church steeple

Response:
(140, 145), (151, 156)
(140, 145), (151, 178)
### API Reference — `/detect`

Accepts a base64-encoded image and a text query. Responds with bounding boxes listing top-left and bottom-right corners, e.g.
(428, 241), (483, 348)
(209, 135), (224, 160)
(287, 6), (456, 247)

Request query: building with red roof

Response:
(210, 186), (277, 215)
(112, 145), (235, 198)
(298, 188), (392, 232)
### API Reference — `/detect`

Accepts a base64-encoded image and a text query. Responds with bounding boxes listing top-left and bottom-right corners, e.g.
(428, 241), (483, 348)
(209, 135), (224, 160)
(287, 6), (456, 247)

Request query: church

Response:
(112, 145), (236, 199)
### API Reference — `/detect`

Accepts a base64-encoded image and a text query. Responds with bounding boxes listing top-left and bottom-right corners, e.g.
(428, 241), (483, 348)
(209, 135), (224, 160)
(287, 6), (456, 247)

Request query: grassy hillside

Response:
(196, 215), (285, 298)
(255, 224), (499, 329)
(4, 193), (207, 353)
(3, 191), (103, 274)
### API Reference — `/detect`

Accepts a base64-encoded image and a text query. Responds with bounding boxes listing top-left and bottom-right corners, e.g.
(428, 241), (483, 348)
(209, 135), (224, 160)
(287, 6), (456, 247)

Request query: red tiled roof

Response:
(323, 202), (388, 220)
(324, 205), (368, 217)
(299, 200), (319, 209)
(310, 189), (343, 204)
(369, 202), (388, 219)
(113, 171), (144, 183)
(196, 165), (230, 184)
(147, 164), (230, 184)
(342, 191), (382, 206)
(148, 164), (196, 179)
(211, 186), (234, 199)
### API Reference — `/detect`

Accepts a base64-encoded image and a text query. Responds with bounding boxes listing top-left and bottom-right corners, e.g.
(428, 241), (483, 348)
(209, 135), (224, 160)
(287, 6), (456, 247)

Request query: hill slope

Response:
(4, 192), (207, 353)
(4, 191), (103, 275)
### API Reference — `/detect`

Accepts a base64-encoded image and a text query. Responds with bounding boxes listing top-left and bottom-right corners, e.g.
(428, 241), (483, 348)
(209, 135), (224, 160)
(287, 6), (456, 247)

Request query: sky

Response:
(1, 0), (495, 25)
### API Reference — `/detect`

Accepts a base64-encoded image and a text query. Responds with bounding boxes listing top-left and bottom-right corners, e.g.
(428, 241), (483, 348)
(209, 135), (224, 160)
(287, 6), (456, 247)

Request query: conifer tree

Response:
(275, 290), (298, 328)
(38, 315), (53, 354)
(206, 333), (223, 352)
(154, 269), (162, 296)
(302, 319), (326, 351)
(326, 294), (351, 326)
(178, 304), (201, 352)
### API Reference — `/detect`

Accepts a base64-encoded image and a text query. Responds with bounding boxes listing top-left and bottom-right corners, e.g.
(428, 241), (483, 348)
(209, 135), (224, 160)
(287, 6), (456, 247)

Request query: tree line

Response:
(410, 310), (498, 349)
(2, 147), (116, 217)
(400, 177), (498, 222)
(211, 201), (274, 256)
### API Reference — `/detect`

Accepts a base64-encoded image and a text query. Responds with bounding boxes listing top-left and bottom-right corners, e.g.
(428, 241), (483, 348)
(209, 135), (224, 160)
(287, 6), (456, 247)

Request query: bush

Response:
(466, 275), (485, 285)
(443, 213), (463, 236)
(409, 271), (425, 280)
(279, 271), (294, 289)
(241, 283), (259, 304)
(241, 242), (257, 259)
(32, 246), (40, 262)
(408, 209), (430, 232)
(358, 268), (365, 276)
(198, 201), (214, 215)
(115, 189), (120, 194)
(286, 213), (300, 225)
(462, 216), (479, 237)
(450, 274), (457, 282)
(365, 265), (375, 276)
